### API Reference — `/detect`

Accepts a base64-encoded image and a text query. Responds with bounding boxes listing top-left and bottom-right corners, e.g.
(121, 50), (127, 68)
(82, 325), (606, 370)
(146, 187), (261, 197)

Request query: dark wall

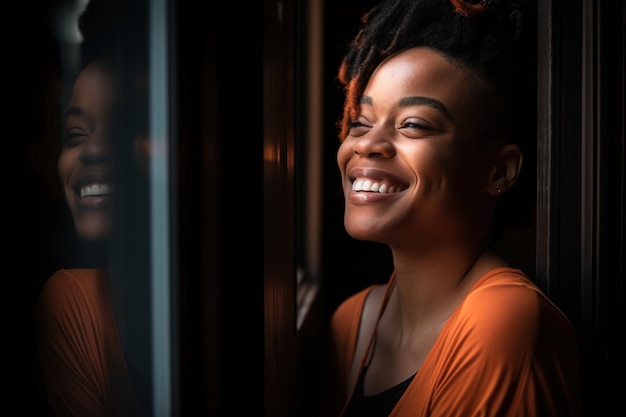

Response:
(10, 2), (67, 415)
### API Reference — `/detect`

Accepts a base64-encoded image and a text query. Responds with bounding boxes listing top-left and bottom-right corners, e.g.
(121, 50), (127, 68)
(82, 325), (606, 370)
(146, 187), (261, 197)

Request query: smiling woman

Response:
(58, 61), (116, 242)
(339, 47), (508, 244)
(319, 1), (582, 416)
(21, 0), (624, 415)
(36, 0), (151, 415)
(37, 53), (146, 417)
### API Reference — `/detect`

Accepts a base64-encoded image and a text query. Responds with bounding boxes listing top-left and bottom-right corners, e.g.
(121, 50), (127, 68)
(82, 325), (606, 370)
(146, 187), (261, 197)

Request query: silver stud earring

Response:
(496, 185), (502, 194)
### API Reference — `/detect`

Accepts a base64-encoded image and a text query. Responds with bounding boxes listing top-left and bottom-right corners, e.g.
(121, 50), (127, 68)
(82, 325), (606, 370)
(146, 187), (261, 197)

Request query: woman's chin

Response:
(344, 223), (385, 242)
(75, 222), (111, 242)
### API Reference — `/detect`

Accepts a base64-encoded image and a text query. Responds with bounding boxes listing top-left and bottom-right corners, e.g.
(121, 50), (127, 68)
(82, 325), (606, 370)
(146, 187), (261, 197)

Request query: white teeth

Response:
(351, 178), (402, 193)
(80, 184), (113, 199)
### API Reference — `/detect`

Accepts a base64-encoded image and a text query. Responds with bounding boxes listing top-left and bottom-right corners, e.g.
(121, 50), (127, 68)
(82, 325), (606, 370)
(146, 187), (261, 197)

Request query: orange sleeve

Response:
(403, 272), (582, 417)
(37, 269), (110, 417)
(37, 269), (143, 417)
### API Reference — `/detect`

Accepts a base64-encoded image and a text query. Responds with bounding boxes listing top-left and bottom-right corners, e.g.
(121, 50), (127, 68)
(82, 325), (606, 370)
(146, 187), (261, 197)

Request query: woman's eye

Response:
(63, 129), (88, 148)
(348, 120), (370, 136)
(399, 119), (433, 131)
(348, 120), (367, 128)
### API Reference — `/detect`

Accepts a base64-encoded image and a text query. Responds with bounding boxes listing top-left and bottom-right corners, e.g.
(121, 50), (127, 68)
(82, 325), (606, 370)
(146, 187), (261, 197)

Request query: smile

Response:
(351, 178), (406, 193)
(79, 183), (114, 199)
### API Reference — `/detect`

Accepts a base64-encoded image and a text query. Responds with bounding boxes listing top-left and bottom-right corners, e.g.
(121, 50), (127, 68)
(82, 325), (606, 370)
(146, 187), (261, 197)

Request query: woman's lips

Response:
(72, 176), (114, 209)
(346, 168), (409, 203)
(348, 167), (408, 190)
(351, 177), (405, 193)
(79, 183), (114, 199)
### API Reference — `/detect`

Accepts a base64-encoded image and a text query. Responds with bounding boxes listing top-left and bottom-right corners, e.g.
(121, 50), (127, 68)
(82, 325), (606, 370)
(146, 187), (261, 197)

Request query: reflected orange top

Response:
(327, 267), (582, 417)
(37, 269), (142, 417)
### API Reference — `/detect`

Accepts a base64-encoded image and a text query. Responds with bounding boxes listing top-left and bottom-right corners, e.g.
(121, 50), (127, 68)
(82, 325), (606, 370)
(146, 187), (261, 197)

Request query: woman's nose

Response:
(352, 128), (395, 158)
(80, 130), (111, 163)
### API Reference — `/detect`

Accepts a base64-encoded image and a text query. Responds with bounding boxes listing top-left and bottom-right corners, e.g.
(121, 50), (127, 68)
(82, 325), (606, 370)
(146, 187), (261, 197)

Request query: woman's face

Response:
(58, 62), (115, 241)
(337, 47), (500, 249)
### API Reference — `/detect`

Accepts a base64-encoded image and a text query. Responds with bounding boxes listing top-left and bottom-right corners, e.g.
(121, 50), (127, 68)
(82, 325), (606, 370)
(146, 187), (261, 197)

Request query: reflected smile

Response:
(79, 183), (114, 199)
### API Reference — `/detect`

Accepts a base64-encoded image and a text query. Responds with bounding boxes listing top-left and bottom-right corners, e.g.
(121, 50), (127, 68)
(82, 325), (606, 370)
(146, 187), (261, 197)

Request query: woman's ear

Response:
(485, 144), (523, 195)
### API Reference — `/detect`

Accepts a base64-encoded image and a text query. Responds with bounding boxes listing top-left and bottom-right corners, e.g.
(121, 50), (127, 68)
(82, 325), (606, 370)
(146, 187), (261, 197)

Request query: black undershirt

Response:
(343, 367), (415, 417)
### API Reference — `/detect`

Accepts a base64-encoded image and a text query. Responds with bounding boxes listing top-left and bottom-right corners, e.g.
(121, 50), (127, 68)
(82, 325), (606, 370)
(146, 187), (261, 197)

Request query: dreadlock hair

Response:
(336, 0), (538, 240)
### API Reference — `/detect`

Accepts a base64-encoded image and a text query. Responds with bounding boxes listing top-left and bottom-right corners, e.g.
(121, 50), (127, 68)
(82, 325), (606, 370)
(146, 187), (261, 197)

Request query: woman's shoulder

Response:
(467, 267), (561, 315)
(38, 268), (108, 311)
(43, 267), (106, 290)
(457, 267), (575, 345)
(327, 282), (389, 391)
(50, 268), (106, 280)
(331, 283), (382, 330)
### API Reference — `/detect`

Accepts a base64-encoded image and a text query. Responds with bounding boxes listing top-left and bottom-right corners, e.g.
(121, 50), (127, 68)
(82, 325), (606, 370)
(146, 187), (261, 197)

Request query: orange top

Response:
(326, 267), (582, 417)
(37, 268), (143, 417)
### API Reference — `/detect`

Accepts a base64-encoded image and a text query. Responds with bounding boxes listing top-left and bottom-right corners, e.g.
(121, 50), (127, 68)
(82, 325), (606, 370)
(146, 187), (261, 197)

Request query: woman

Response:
(37, 59), (145, 417)
(322, 0), (582, 416)
(36, 1), (149, 416)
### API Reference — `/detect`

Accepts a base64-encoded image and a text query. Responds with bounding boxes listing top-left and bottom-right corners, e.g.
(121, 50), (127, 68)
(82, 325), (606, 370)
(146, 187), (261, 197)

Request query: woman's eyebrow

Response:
(63, 106), (85, 122)
(399, 96), (451, 118)
(359, 95), (451, 119)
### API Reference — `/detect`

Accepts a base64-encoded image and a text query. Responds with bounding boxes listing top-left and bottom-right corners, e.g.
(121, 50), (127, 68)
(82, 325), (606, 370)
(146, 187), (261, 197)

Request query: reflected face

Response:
(337, 47), (498, 248)
(59, 62), (116, 241)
